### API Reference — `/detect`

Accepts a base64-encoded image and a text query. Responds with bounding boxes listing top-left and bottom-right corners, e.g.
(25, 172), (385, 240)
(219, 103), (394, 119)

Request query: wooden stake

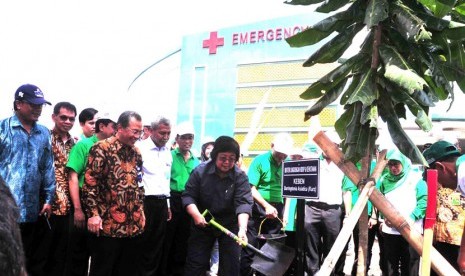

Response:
(313, 131), (459, 276)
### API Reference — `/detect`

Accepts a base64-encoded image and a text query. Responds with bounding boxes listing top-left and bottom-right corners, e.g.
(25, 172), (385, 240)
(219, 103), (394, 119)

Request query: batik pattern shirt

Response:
(51, 129), (75, 215)
(0, 114), (56, 223)
(435, 187), (465, 245)
(83, 136), (144, 237)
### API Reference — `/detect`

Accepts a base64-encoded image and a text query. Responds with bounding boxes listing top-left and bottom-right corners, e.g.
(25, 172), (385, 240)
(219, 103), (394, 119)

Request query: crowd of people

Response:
(1, 82), (465, 276)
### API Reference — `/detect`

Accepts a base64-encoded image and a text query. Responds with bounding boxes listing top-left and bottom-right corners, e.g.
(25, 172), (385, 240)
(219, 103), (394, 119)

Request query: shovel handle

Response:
(201, 210), (272, 260)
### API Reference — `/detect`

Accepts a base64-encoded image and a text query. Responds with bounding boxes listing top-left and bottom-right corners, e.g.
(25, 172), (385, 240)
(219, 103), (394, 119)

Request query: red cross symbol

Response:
(203, 31), (224, 55)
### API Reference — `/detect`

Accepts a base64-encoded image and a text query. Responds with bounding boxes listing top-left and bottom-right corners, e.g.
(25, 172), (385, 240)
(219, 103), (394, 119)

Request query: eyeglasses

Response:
(217, 156), (236, 164)
(126, 128), (144, 137)
(387, 161), (401, 167)
(58, 115), (76, 122)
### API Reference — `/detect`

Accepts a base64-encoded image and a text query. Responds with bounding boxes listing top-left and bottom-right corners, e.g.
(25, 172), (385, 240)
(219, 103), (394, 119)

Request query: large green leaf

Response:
(348, 123), (376, 163)
(437, 0), (457, 16)
(378, 90), (427, 165)
(437, 0), (458, 6)
(379, 45), (411, 69)
(379, 45), (429, 95)
(286, 28), (334, 48)
(417, 0), (437, 13)
(456, 2), (465, 18)
(423, 73), (450, 100)
(286, 16), (355, 47)
(303, 23), (364, 66)
(344, 102), (364, 161)
(358, 29), (375, 56)
(384, 66), (429, 95)
(335, 105), (353, 141)
(347, 69), (378, 106)
(285, 0), (326, 5)
(449, 41), (465, 92)
(300, 56), (361, 100)
(436, 2), (454, 17)
(360, 104), (379, 128)
(319, 54), (367, 83)
(316, 0), (350, 13)
(450, 41), (465, 69)
(304, 79), (348, 120)
(384, 81), (433, 131)
(287, 1), (366, 47)
(411, 90), (435, 107)
(314, 6), (365, 32)
(340, 74), (362, 105)
(417, 0), (454, 17)
(416, 11), (451, 31)
(444, 26), (465, 40)
(414, 109), (433, 131)
(300, 81), (328, 100)
(390, 2), (432, 42)
(364, 0), (389, 28)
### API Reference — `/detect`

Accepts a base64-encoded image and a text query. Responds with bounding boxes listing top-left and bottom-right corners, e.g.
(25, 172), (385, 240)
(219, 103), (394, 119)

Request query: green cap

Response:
(423, 140), (461, 165)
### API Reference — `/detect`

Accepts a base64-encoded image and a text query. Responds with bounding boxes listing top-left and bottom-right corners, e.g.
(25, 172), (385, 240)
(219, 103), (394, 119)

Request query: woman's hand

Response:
(193, 213), (208, 227)
(237, 227), (248, 245)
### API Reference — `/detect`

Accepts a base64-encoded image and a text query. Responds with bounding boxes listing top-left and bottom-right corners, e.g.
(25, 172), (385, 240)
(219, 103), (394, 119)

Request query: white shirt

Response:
(136, 138), (172, 197)
(307, 158), (344, 205)
(381, 172), (423, 235)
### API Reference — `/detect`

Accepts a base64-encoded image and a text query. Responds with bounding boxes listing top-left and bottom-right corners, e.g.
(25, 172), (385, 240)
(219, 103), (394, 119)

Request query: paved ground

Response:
(344, 236), (382, 276)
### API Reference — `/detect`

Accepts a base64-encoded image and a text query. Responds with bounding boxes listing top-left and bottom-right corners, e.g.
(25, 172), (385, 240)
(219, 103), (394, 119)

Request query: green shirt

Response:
(66, 135), (98, 188)
(341, 160), (377, 216)
(170, 148), (199, 192)
(248, 150), (283, 203)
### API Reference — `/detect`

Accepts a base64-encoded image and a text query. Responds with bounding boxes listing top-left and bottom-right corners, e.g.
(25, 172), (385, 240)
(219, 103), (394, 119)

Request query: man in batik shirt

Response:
(83, 111), (145, 275)
(40, 102), (77, 275)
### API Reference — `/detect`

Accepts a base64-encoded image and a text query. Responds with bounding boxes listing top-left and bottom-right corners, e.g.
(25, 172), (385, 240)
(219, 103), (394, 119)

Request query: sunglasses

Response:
(217, 156), (236, 164)
(58, 115), (76, 122)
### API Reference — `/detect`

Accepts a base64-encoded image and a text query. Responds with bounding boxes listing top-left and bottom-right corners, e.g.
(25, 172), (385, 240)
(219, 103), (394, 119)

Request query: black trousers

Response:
(383, 233), (420, 276)
(160, 192), (191, 276)
(240, 202), (283, 276)
(43, 214), (70, 276)
(430, 242), (459, 276)
(20, 216), (52, 276)
(184, 223), (241, 276)
(88, 235), (142, 276)
(304, 203), (345, 276)
(66, 211), (91, 276)
(138, 196), (168, 276)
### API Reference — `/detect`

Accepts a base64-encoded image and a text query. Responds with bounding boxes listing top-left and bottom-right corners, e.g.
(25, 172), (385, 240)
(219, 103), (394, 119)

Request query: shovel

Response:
(202, 210), (295, 276)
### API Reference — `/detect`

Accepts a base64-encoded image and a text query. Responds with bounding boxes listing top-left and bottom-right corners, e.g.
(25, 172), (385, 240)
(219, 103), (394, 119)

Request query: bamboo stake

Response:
(316, 136), (386, 276)
(313, 131), (459, 276)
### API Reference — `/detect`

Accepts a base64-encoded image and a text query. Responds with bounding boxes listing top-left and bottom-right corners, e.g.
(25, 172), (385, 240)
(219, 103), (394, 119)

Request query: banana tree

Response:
(286, 0), (465, 165)
(286, 0), (465, 274)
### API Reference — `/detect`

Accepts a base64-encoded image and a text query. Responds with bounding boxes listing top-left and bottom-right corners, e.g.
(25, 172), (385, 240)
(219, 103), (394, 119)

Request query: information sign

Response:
(282, 158), (320, 199)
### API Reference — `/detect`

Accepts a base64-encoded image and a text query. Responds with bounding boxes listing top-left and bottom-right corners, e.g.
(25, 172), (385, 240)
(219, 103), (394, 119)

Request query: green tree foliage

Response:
(286, 0), (465, 165)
